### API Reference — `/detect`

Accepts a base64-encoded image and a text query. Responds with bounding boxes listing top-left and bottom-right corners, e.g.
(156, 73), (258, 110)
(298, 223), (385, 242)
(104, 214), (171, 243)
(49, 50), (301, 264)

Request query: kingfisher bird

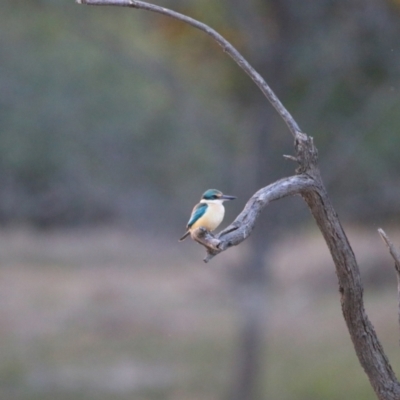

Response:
(179, 189), (236, 241)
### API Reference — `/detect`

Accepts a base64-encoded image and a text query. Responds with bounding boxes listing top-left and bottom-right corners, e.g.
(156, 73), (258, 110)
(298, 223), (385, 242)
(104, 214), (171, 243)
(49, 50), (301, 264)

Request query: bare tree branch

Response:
(76, 0), (302, 139)
(299, 150), (400, 400)
(200, 134), (400, 399)
(76, 1), (400, 398)
(191, 174), (315, 263)
(378, 228), (400, 345)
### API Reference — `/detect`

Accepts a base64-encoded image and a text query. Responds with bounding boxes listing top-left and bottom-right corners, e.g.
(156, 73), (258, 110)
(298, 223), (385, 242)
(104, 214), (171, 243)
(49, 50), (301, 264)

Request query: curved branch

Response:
(76, 0), (302, 139)
(197, 135), (400, 399)
(191, 174), (316, 262)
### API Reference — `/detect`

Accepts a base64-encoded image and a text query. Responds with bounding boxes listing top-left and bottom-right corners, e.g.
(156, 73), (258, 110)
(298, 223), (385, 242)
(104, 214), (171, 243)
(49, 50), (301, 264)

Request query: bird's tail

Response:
(179, 231), (190, 242)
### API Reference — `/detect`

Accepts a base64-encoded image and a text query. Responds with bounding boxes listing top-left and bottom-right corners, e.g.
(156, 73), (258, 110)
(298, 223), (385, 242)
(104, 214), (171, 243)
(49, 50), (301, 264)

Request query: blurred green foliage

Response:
(1, 0), (400, 230)
(0, 0), (238, 228)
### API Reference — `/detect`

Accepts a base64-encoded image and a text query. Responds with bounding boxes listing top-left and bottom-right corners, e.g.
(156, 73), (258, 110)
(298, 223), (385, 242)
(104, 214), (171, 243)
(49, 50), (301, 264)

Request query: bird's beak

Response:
(221, 194), (236, 201)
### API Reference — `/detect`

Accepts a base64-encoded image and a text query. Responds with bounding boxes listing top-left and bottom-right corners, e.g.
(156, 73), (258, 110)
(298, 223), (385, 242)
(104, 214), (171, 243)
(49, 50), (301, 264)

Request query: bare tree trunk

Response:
(229, 248), (268, 400)
(227, 1), (292, 395)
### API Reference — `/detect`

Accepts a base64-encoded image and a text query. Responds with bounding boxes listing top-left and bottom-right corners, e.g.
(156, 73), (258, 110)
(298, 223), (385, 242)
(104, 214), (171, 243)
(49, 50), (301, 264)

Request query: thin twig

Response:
(378, 228), (400, 344)
(77, 0), (302, 139)
(378, 229), (400, 273)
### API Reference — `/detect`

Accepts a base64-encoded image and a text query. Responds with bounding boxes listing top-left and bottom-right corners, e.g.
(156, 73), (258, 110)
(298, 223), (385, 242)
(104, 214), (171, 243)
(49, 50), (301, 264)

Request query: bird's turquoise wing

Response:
(187, 203), (208, 228)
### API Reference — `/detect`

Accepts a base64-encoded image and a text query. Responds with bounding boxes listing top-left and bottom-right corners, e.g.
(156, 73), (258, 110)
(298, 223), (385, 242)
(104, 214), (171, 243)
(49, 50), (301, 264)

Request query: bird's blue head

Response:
(201, 189), (236, 202)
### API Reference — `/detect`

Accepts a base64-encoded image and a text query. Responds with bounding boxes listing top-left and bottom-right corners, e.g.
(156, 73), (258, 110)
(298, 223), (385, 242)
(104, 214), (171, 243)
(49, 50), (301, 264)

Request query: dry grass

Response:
(0, 226), (399, 400)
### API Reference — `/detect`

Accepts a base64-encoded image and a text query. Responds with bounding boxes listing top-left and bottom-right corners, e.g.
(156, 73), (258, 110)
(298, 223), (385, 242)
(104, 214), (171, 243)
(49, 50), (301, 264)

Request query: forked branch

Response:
(77, 1), (400, 398)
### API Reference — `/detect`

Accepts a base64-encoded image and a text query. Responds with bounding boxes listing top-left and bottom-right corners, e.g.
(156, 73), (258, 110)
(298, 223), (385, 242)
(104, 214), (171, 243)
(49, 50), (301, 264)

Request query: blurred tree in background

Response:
(0, 0), (238, 228)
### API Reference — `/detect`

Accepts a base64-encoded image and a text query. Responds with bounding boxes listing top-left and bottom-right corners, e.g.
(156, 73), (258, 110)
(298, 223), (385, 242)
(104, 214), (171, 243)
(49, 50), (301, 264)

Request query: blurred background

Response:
(1, 0), (400, 399)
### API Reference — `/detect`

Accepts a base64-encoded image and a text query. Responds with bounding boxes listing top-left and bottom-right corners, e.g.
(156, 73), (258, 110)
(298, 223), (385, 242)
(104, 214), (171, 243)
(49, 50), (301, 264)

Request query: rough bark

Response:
(199, 134), (400, 399)
(78, 1), (400, 398)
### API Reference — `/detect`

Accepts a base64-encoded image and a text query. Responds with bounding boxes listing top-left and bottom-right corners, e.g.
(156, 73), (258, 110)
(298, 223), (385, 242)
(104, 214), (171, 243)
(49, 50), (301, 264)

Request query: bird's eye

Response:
(212, 195), (218, 199)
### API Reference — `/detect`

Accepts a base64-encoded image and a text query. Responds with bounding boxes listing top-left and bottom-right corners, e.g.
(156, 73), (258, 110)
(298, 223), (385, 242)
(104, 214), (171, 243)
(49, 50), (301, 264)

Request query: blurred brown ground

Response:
(0, 226), (399, 400)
